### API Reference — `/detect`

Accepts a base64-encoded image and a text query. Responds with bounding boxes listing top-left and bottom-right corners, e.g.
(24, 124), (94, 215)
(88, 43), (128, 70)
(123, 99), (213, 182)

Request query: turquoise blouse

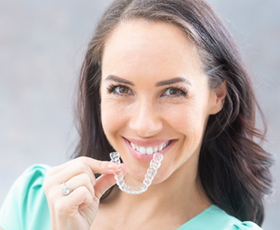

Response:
(0, 165), (263, 230)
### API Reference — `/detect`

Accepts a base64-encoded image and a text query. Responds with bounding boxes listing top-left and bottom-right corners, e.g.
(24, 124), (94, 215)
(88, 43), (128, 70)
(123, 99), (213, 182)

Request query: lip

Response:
(123, 137), (177, 162)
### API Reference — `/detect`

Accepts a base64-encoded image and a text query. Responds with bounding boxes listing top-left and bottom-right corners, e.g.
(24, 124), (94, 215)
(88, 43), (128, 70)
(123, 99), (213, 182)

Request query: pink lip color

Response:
(123, 138), (177, 162)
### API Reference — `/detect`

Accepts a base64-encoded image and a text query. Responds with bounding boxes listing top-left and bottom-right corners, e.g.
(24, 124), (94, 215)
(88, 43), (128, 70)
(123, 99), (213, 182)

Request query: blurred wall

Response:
(0, 1), (279, 229)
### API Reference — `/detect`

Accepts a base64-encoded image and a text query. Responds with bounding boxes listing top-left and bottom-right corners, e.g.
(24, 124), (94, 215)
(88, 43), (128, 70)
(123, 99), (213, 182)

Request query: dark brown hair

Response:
(74, 0), (273, 226)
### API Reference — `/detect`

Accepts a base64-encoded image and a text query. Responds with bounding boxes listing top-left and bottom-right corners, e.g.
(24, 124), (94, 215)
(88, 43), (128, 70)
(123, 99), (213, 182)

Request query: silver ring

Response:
(62, 182), (71, 196)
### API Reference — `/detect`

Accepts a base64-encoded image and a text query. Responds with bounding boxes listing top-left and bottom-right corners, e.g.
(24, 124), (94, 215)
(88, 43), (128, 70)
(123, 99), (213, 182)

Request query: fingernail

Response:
(108, 163), (120, 169)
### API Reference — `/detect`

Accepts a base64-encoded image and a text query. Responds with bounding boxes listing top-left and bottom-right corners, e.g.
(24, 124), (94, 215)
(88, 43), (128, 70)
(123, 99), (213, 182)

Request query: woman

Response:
(0, 0), (273, 229)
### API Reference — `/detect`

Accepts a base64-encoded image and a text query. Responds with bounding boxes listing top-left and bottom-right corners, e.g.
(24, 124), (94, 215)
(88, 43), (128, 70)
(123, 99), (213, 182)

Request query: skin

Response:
(44, 157), (128, 229)
(95, 20), (226, 229)
(44, 19), (226, 230)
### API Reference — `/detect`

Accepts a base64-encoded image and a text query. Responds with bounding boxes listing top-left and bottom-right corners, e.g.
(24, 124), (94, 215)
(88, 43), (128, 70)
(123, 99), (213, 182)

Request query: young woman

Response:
(0, 0), (273, 229)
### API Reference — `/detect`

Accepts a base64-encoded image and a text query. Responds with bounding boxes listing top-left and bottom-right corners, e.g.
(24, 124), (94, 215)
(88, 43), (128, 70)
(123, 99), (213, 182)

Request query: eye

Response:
(115, 86), (131, 94)
(107, 84), (133, 96)
(162, 87), (187, 97)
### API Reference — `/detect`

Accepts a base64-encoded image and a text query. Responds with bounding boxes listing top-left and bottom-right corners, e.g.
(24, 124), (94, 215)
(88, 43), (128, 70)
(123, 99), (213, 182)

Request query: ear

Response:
(209, 81), (227, 115)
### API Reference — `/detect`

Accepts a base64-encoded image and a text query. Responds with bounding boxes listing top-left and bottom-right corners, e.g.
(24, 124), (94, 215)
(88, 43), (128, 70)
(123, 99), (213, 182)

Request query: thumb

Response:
(94, 164), (128, 200)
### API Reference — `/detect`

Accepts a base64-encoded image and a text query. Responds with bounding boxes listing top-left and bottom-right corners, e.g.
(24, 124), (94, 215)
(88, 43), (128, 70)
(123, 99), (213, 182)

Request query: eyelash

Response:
(106, 84), (188, 97)
(107, 84), (132, 96)
(162, 86), (187, 97)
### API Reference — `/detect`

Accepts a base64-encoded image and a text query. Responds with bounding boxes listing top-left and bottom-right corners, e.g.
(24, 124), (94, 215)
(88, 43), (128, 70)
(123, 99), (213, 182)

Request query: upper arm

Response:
(0, 165), (51, 230)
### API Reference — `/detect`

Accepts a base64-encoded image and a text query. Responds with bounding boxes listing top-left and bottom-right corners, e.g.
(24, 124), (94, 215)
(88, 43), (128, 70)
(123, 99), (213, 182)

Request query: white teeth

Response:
(131, 143), (136, 150)
(146, 147), (153, 155)
(130, 141), (170, 155)
(139, 147), (146, 154)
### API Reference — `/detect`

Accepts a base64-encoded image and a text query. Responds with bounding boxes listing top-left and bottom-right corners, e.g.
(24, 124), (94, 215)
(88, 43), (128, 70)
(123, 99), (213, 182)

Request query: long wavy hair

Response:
(74, 0), (273, 226)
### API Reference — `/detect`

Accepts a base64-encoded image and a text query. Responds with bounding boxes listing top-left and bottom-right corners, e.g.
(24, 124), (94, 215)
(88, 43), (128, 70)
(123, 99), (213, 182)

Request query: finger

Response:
(47, 156), (96, 176)
(64, 173), (95, 198)
(82, 157), (122, 175)
(48, 156), (120, 176)
(47, 161), (96, 187)
(94, 174), (116, 200)
(57, 186), (93, 214)
(94, 164), (128, 200)
(48, 159), (121, 186)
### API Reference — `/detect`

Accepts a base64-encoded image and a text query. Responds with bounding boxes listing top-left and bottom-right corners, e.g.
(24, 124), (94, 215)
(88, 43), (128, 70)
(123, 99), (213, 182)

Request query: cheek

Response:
(101, 101), (119, 134)
(166, 104), (196, 130)
(166, 103), (207, 141)
(100, 98), (130, 142)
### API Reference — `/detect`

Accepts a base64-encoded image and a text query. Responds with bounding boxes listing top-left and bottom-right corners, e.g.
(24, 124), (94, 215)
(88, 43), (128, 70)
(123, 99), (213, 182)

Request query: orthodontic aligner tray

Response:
(110, 152), (163, 194)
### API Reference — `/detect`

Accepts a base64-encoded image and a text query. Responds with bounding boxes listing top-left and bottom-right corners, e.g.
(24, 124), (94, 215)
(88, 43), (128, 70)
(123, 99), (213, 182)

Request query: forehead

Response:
(102, 19), (203, 80)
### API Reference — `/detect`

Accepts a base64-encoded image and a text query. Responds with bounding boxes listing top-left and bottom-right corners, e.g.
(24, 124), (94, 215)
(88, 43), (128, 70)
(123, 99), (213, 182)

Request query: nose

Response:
(129, 99), (163, 137)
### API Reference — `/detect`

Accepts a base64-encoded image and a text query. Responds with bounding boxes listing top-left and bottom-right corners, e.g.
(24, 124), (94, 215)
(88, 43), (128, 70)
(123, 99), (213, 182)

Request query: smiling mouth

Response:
(129, 141), (170, 155)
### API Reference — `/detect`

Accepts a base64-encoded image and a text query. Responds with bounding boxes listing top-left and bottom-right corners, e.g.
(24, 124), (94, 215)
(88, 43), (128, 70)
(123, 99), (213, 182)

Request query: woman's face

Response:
(100, 20), (222, 186)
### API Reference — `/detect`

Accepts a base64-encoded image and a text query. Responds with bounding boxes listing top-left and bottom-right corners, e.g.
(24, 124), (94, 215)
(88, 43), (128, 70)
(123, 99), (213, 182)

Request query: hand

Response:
(43, 156), (127, 230)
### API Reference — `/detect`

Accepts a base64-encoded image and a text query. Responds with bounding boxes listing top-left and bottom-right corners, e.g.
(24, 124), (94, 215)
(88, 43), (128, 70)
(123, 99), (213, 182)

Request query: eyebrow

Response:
(105, 75), (134, 86)
(155, 77), (191, 87)
(105, 75), (191, 87)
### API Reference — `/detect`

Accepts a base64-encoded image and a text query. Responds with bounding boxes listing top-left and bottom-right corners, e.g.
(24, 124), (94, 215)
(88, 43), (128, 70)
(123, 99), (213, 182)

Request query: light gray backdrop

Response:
(0, 1), (279, 229)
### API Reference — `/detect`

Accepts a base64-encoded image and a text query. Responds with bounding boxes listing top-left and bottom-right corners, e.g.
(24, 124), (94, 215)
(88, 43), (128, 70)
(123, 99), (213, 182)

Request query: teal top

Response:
(0, 165), (263, 230)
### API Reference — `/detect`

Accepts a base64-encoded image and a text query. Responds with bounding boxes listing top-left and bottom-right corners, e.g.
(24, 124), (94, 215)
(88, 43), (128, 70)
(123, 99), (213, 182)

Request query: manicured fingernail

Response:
(108, 163), (120, 169)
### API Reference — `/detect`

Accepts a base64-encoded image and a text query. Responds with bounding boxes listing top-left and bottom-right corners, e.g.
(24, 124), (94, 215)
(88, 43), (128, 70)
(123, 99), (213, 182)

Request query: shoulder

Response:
(13, 164), (50, 189)
(231, 221), (263, 230)
(178, 205), (263, 230)
(205, 206), (263, 230)
(0, 164), (51, 230)
(6, 164), (51, 201)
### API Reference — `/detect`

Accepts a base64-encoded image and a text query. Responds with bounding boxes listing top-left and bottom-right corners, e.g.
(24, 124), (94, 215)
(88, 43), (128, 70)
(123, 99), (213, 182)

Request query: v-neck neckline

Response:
(176, 205), (218, 229)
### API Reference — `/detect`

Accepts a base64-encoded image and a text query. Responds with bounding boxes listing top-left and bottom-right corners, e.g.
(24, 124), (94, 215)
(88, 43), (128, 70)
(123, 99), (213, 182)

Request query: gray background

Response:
(0, 0), (279, 229)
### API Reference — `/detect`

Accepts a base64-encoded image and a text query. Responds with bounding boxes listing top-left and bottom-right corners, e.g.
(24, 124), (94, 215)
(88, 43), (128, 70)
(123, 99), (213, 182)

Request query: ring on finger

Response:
(62, 182), (71, 196)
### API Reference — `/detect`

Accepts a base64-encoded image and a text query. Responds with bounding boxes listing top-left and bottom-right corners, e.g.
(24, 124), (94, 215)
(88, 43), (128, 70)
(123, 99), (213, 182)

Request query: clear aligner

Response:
(109, 152), (163, 194)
